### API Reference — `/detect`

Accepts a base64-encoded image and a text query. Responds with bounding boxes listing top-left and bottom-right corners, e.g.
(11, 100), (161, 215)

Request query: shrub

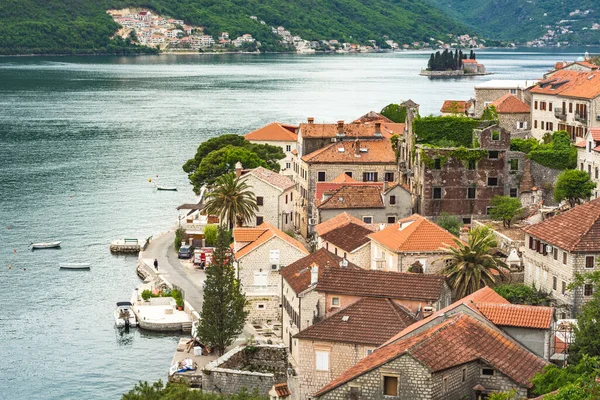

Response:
(141, 289), (152, 301)
(380, 103), (407, 123)
(494, 283), (553, 305)
(489, 196), (522, 228)
(414, 116), (480, 148)
(174, 226), (185, 251)
(510, 138), (539, 154)
(436, 212), (462, 236)
(203, 224), (218, 247)
(528, 131), (577, 170)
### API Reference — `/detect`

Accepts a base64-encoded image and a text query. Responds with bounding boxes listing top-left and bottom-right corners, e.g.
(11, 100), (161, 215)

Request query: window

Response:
(548, 122), (554, 131)
(562, 281), (567, 295)
(541, 121), (545, 130)
(286, 144), (291, 152)
(462, 368), (467, 383)
(553, 248), (558, 260)
(257, 197), (264, 206)
(362, 216), (373, 224)
(510, 88), (517, 94)
(285, 194), (288, 204)
(468, 160), (476, 170)
(517, 121), (527, 130)
(481, 368), (495, 376)
(385, 172), (394, 182)
(467, 187), (476, 199)
(487, 177), (498, 186)
(254, 271), (268, 286)
(286, 162), (291, 169)
(463, 217), (472, 224)
(443, 377), (449, 393)
(534, 120), (538, 129)
(569, 102), (573, 113)
(383, 376), (398, 396)
(387, 216), (396, 223)
(290, 192), (293, 201)
(549, 102), (553, 112)
(433, 158), (442, 169)
(492, 130), (500, 141)
(596, 168), (598, 180)
(345, 172), (353, 178)
(585, 284), (594, 297)
(331, 297), (340, 307)
(317, 171), (326, 182)
(363, 172), (377, 182)
(509, 159), (519, 171)
(563, 252), (567, 265)
(553, 276), (557, 291)
(534, 101), (538, 110)
(510, 188), (518, 198)
(433, 187), (442, 199)
(315, 351), (329, 371)
(489, 151), (499, 159)
(389, 195), (396, 205)
(586, 256), (595, 269)
(256, 216), (264, 225)
(366, 349), (375, 356)
(581, 163), (585, 171)
(486, 206), (494, 215)
(589, 165), (593, 176)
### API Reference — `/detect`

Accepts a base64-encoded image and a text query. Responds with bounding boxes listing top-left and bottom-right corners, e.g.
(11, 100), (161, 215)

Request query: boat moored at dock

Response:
(114, 302), (137, 328)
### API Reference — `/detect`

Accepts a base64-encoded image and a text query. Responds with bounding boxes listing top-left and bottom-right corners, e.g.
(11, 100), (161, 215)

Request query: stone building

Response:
(368, 214), (460, 274)
(529, 69), (600, 141)
(233, 222), (308, 323)
(238, 166), (296, 231)
(316, 213), (374, 268)
(439, 99), (474, 117)
(575, 128), (600, 199)
(544, 59), (599, 79)
(491, 93), (531, 136)
(474, 80), (537, 118)
(244, 122), (298, 175)
(293, 297), (417, 399)
(523, 198), (600, 317)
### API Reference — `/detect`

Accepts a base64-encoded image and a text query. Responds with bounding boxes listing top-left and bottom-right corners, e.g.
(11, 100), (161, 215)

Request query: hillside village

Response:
(163, 53), (600, 398)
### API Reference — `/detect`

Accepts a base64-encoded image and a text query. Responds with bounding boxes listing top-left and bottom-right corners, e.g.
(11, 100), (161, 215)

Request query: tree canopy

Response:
(528, 131), (577, 170)
(489, 195), (522, 228)
(122, 380), (266, 399)
(426, 49), (465, 71)
(435, 212), (462, 236)
(493, 283), (553, 306)
(566, 270), (600, 364)
(380, 104), (407, 123)
(554, 169), (596, 207)
(203, 173), (258, 230)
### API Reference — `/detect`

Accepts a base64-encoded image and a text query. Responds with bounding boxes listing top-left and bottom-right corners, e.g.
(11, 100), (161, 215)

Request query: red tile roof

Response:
(331, 173), (357, 183)
(320, 222), (375, 252)
(440, 100), (471, 114)
(474, 303), (554, 329)
(244, 122), (297, 142)
(233, 222), (308, 259)
(299, 122), (400, 139)
(315, 181), (382, 204)
(243, 167), (295, 191)
(462, 59), (477, 64)
(523, 197), (600, 252)
(302, 139), (396, 164)
(314, 313), (548, 397)
(273, 383), (291, 397)
(530, 70), (600, 99)
(317, 268), (446, 302)
(315, 212), (369, 237)
(353, 111), (393, 123)
(294, 297), (417, 346)
(280, 248), (361, 294)
(491, 93), (531, 114)
(318, 185), (384, 209)
(591, 128), (600, 141)
(368, 214), (461, 253)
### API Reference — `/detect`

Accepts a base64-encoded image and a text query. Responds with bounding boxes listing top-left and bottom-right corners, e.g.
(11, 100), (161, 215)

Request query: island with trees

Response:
(420, 49), (491, 77)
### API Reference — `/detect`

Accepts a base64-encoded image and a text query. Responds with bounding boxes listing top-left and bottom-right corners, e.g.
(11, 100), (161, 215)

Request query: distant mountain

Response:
(0, 0), (475, 54)
(428, 0), (600, 45)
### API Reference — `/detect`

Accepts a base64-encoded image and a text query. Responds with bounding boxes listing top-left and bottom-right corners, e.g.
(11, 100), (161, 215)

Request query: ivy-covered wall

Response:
(414, 116), (480, 148)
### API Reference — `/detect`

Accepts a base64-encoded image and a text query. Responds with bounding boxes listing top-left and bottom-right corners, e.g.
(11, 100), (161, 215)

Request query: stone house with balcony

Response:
(474, 80), (537, 118)
(244, 122), (299, 175)
(368, 214), (461, 274)
(233, 222), (308, 324)
(238, 166), (296, 231)
(523, 198), (600, 318)
(575, 128), (600, 199)
(312, 287), (550, 400)
(491, 93), (531, 136)
(529, 69), (600, 141)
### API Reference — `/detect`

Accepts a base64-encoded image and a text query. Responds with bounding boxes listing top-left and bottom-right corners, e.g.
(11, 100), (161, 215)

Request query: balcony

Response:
(554, 108), (566, 120)
(575, 113), (588, 124)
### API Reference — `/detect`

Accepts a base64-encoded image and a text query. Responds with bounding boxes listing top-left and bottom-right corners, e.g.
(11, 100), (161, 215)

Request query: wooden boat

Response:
(30, 241), (61, 249)
(114, 302), (137, 328)
(156, 185), (177, 191)
(59, 263), (91, 271)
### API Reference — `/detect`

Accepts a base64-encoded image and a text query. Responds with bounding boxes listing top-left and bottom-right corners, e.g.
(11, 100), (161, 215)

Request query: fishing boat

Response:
(59, 263), (91, 271)
(156, 185), (177, 191)
(114, 302), (137, 328)
(30, 241), (62, 249)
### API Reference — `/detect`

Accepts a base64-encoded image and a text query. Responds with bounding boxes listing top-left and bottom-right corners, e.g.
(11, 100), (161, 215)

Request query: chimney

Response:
(307, 117), (314, 124)
(337, 120), (344, 136)
(235, 161), (243, 177)
(383, 180), (388, 192)
(374, 122), (382, 136)
(310, 263), (319, 285)
(354, 139), (360, 156)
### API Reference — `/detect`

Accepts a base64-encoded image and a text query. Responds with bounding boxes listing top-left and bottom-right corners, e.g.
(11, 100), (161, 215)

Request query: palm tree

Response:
(203, 173), (258, 230)
(440, 226), (509, 299)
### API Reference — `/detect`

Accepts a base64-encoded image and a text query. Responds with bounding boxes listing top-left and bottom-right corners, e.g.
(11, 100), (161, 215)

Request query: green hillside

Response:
(0, 0), (473, 55)
(429, 0), (600, 45)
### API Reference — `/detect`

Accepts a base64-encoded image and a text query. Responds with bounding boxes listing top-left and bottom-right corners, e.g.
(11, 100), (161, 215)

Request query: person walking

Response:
(153, 258), (158, 271)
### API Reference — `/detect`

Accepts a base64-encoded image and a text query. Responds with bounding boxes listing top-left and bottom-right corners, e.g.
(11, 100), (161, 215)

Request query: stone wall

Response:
(529, 160), (561, 206)
(322, 240), (371, 269)
(246, 295), (281, 325)
(502, 326), (551, 359)
(498, 112), (530, 135)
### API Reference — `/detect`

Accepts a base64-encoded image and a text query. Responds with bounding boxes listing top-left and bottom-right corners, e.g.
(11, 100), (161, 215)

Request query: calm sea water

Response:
(0, 48), (598, 399)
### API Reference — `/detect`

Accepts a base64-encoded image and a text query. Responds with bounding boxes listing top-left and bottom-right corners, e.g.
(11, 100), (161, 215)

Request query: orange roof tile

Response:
(320, 222), (375, 252)
(302, 139), (396, 164)
(462, 59), (477, 63)
(244, 166), (294, 191)
(233, 228), (267, 243)
(368, 214), (461, 253)
(474, 303), (554, 329)
(234, 222), (308, 259)
(591, 128), (600, 141)
(318, 185), (384, 209)
(315, 181), (382, 204)
(315, 212), (369, 236)
(299, 120), (403, 139)
(440, 100), (471, 114)
(244, 122), (298, 142)
(331, 173), (357, 183)
(530, 70), (600, 99)
(491, 93), (531, 114)
(273, 383), (291, 397)
(353, 111), (393, 123)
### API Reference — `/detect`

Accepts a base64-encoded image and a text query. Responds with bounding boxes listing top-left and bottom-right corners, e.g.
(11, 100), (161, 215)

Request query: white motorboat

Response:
(114, 302), (137, 328)
(59, 263), (90, 271)
(156, 185), (177, 191)
(30, 241), (62, 249)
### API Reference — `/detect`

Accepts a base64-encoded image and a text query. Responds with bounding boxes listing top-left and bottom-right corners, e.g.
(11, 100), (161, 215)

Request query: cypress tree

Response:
(454, 49), (459, 70)
(196, 226), (248, 355)
(434, 51), (441, 71)
(428, 53), (434, 70)
(459, 49), (464, 68)
(469, 50), (475, 60)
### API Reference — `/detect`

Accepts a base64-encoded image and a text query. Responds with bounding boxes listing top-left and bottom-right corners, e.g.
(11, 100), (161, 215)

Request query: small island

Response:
(420, 49), (491, 77)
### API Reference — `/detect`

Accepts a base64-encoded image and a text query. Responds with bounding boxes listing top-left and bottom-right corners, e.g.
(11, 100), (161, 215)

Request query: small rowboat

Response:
(59, 263), (91, 271)
(156, 185), (177, 191)
(30, 241), (62, 249)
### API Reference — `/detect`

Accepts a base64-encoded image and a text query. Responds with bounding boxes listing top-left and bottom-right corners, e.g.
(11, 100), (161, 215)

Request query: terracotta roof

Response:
(368, 214), (460, 253)
(299, 123), (386, 139)
(491, 93), (531, 114)
(320, 222), (375, 252)
(313, 313), (548, 397)
(591, 128), (600, 141)
(575, 140), (587, 148)
(315, 181), (382, 204)
(462, 59), (477, 63)
(233, 228), (267, 243)
(294, 297), (417, 346)
(315, 212), (369, 236)
(353, 111), (393, 124)
(331, 173), (357, 183)
(440, 100), (471, 114)
(244, 122), (297, 142)
(523, 197), (600, 252)
(291, 149), (298, 155)
(575, 61), (599, 69)
(474, 303), (554, 329)
(318, 185), (384, 209)
(233, 222), (308, 259)
(244, 166), (294, 191)
(273, 383), (291, 397)
(280, 248), (361, 294)
(317, 268), (446, 302)
(302, 139), (396, 164)
(530, 70), (600, 99)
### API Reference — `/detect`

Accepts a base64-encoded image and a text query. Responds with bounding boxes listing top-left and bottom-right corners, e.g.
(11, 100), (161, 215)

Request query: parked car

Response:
(178, 245), (194, 259)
